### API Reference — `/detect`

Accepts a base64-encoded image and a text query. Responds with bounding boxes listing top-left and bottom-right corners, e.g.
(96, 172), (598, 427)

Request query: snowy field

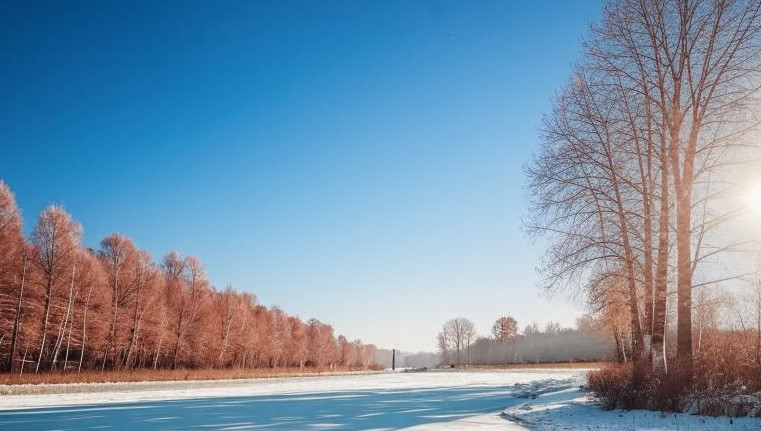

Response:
(0, 369), (759, 430)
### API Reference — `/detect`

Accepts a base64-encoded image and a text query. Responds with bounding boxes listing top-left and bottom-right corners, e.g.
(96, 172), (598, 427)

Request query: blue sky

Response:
(1, 1), (601, 352)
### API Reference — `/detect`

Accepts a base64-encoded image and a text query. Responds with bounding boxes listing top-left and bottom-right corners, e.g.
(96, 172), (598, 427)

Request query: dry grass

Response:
(0, 366), (383, 386)
(0, 362), (598, 387)
(587, 362), (636, 409)
(458, 361), (602, 370)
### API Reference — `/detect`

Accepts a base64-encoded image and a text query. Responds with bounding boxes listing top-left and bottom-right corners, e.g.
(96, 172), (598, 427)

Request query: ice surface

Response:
(1, 369), (759, 430)
(0, 369), (575, 430)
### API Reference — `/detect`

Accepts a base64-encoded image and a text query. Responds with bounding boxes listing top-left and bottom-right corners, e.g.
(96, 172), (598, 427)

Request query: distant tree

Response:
(360, 343), (377, 368)
(436, 331), (449, 366)
(441, 317), (476, 366)
(285, 315), (307, 368)
(214, 286), (243, 367)
(543, 321), (561, 335)
(523, 322), (540, 336)
(269, 306), (287, 368)
(336, 335), (349, 367)
(306, 318), (337, 367)
(491, 316), (518, 343)
(253, 304), (273, 367)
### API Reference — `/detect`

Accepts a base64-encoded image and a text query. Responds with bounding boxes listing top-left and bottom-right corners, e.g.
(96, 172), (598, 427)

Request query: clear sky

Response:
(1, 1), (601, 352)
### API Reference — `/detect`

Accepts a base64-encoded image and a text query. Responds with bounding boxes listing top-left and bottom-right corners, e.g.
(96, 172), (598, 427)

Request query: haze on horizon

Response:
(0, 1), (602, 352)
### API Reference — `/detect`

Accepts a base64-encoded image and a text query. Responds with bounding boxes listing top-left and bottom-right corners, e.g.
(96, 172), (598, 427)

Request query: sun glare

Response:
(744, 183), (761, 214)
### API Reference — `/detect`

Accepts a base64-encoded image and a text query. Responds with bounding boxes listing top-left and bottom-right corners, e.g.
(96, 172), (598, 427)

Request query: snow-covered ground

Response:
(0, 369), (759, 430)
(502, 379), (761, 431)
(0, 369), (579, 410)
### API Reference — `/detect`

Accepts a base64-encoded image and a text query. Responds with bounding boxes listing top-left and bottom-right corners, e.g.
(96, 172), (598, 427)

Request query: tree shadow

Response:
(0, 385), (526, 430)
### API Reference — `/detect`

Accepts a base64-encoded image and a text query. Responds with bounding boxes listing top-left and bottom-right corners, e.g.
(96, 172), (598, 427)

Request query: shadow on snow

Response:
(0, 385), (526, 431)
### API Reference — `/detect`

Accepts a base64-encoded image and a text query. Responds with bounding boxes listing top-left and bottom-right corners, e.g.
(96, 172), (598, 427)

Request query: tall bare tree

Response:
(529, 0), (761, 388)
(595, 0), (761, 382)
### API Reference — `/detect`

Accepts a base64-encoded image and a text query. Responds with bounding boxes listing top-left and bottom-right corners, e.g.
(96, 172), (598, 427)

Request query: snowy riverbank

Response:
(1, 369), (759, 430)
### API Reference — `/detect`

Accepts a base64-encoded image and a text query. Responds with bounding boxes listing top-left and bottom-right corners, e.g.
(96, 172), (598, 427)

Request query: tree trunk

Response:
(9, 254), (27, 373)
(20, 344), (28, 375)
(153, 337), (162, 370)
(36, 277), (53, 374)
(79, 284), (94, 373)
(651, 140), (669, 376)
(605, 133), (645, 386)
(51, 266), (76, 370)
(108, 270), (120, 370)
(124, 284), (142, 369)
(172, 297), (187, 369)
(672, 131), (696, 386)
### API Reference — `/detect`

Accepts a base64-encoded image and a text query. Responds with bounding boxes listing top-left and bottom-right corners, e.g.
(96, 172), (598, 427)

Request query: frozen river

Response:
(0, 369), (581, 431)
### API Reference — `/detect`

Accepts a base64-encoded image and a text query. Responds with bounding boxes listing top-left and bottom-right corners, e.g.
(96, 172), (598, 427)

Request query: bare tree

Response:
(440, 317), (476, 366)
(528, 67), (649, 383)
(436, 331), (449, 366)
(594, 0), (761, 383)
(529, 0), (761, 389)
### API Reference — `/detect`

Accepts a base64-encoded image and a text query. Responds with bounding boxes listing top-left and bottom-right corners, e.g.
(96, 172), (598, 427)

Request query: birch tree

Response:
(528, 0), (761, 388)
(30, 206), (82, 373)
(0, 181), (25, 372)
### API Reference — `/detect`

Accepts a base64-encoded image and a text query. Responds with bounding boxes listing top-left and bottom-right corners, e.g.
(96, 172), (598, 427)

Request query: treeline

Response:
(467, 321), (614, 365)
(0, 181), (378, 374)
(436, 316), (614, 366)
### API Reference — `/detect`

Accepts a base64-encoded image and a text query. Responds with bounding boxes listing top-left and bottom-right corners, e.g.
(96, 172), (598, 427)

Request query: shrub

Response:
(691, 330), (761, 417)
(588, 363), (684, 411)
(588, 329), (761, 417)
(587, 363), (636, 409)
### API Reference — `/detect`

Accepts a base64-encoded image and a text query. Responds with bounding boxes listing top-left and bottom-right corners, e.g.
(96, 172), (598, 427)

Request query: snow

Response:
(0, 368), (580, 410)
(0, 369), (574, 430)
(1, 369), (759, 430)
(502, 376), (761, 430)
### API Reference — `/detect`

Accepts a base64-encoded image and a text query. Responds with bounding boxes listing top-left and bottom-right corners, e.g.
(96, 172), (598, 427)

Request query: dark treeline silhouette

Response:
(0, 181), (378, 374)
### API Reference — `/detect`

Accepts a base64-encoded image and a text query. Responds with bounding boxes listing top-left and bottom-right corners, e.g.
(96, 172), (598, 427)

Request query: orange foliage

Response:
(0, 180), (379, 375)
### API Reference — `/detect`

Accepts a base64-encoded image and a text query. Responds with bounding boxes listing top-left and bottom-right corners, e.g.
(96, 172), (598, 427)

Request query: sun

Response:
(744, 183), (761, 214)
